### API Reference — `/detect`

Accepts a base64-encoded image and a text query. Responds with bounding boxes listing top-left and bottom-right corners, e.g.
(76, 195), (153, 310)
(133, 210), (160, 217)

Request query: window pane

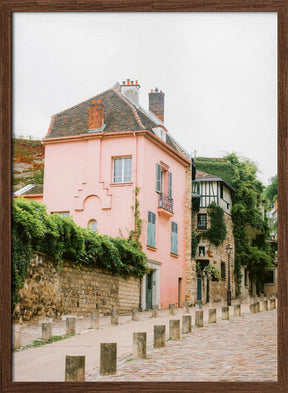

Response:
(113, 158), (122, 183)
(124, 157), (132, 182)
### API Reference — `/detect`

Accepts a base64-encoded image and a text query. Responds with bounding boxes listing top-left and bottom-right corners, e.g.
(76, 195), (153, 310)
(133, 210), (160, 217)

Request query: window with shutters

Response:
(113, 157), (132, 184)
(147, 211), (156, 248)
(156, 162), (173, 215)
(171, 221), (178, 255)
(197, 214), (207, 230)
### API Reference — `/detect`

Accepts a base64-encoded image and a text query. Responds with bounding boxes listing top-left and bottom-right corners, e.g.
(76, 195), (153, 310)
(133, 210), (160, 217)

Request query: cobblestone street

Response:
(13, 302), (277, 382)
(87, 309), (277, 382)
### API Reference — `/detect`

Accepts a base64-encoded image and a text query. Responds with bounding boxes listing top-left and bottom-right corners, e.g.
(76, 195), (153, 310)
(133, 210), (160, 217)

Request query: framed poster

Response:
(1, 1), (287, 392)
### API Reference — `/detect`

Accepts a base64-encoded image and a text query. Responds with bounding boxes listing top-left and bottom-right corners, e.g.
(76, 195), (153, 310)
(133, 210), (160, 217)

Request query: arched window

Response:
(88, 219), (98, 232)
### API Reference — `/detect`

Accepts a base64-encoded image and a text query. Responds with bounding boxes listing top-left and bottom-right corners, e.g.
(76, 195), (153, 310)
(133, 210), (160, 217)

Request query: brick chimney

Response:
(88, 99), (104, 130)
(120, 79), (140, 105)
(149, 87), (164, 123)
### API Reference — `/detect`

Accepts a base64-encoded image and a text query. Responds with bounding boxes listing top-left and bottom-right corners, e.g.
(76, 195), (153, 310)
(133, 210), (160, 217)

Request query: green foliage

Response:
(224, 153), (272, 294)
(195, 261), (220, 281)
(196, 153), (273, 295)
(195, 157), (235, 186)
(264, 175), (277, 206)
(12, 199), (148, 310)
(191, 231), (198, 258)
(204, 202), (227, 246)
(204, 264), (220, 281)
(128, 187), (143, 249)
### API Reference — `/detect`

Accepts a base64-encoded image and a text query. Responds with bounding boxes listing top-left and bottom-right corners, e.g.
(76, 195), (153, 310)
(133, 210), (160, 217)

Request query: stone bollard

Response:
(91, 311), (99, 329)
(169, 319), (180, 340)
(111, 308), (119, 325)
(154, 325), (166, 348)
(270, 298), (276, 310)
(100, 343), (117, 375)
(183, 301), (190, 313)
(262, 300), (268, 311)
(195, 310), (203, 328)
(169, 303), (175, 316)
(132, 307), (139, 321)
(255, 302), (260, 313)
(222, 306), (229, 320)
(42, 322), (52, 341)
(65, 355), (85, 381)
(209, 308), (217, 324)
(233, 304), (241, 317)
(182, 315), (192, 333)
(12, 324), (21, 350)
(250, 303), (256, 314)
(66, 318), (76, 335)
(133, 332), (146, 359)
(152, 305), (159, 318)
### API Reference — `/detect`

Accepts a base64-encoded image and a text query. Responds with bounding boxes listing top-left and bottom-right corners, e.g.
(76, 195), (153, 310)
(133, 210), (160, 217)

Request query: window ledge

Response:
(170, 253), (178, 258)
(146, 245), (156, 251)
(110, 182), (133, 187)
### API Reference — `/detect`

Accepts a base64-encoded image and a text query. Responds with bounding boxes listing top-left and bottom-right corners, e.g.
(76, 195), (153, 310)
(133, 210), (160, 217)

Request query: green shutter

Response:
(147, 212), (156, 247)
(156, 163), (161, 193)
(171, 222), (178, 254)
(168, 172), (172, 199)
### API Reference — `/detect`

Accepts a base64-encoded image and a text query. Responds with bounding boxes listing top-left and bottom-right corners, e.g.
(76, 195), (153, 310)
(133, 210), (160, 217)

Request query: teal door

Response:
(197, 278), (202, 301)
(206, 278), (210, 303)
(146, 271), (153, 309)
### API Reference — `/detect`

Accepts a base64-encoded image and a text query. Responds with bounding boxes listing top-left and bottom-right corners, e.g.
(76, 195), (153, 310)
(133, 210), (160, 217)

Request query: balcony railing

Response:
(158, 193), (173, 214)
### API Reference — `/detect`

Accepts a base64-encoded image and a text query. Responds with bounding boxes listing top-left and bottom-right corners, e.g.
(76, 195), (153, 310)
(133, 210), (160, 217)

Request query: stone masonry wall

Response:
(15, 252), (140, 321)
(184, 166), (194, 304)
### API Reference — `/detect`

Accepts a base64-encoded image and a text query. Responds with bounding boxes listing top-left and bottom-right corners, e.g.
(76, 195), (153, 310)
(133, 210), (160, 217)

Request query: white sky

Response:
(13, 12), (277, 185)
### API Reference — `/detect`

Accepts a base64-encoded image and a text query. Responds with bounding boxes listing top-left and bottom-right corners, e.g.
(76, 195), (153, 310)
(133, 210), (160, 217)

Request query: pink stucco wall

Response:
(43, 132), (189, 309)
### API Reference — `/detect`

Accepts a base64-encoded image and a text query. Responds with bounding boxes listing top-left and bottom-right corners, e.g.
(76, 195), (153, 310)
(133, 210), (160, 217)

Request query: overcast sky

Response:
(13, 12), (277, 185)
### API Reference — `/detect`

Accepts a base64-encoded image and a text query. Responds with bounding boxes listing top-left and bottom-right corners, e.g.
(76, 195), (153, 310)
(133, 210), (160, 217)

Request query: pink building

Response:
(42, 80), (191, 310)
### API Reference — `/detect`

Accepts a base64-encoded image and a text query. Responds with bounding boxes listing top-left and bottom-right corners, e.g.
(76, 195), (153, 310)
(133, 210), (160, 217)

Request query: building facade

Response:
(42, 79), (192, 310)
(186, 169), (236, 305)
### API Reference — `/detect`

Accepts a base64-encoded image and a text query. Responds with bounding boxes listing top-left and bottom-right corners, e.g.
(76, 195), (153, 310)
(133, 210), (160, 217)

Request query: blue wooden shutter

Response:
(147, 211), (156, 247)
(168, 172), (172, 199)
(156, 163), (161, 193)
(171, 222), (178, 254)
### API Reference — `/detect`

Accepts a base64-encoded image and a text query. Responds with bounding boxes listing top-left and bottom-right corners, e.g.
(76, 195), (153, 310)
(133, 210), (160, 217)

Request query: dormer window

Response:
(153, 127), (166, 142)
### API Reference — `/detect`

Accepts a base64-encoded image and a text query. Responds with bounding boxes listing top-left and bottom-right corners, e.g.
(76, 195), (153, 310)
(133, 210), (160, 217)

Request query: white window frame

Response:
(113, 156), (132, 184)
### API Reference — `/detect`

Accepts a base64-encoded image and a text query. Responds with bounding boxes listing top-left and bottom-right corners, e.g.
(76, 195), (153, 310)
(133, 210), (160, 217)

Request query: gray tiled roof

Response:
(44, 85), (190, 162)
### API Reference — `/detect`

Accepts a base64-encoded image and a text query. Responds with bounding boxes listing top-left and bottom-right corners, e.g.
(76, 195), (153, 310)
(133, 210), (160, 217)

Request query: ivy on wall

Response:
(12, 198), (148, 309)
(205, 202), (227, 246)
(196, 154), (273, 295)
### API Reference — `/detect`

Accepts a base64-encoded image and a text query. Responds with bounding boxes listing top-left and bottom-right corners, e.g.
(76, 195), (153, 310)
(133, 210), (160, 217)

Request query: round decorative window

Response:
(88, 219), (98, 232)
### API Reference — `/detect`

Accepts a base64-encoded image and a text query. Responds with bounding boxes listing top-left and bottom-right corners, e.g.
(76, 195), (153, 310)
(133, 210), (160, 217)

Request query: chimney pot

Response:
(135, 80), (138, 85)
(89, 100), (104, 130)
(92, 100), (96, 104)
(149, 87), (165, 123)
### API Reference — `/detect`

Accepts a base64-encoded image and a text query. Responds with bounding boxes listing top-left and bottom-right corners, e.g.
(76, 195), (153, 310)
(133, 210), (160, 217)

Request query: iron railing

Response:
(158, 193), (173, 214)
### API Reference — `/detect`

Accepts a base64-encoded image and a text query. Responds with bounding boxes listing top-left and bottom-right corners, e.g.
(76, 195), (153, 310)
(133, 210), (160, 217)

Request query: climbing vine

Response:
(204, 202), (227, 246)
(12, 198), (148, 310)
(196, 154), (273, 295)
(128, 187), (143, 249)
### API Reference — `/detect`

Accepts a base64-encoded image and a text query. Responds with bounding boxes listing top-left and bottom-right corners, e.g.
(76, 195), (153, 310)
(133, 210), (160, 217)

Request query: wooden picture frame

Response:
(1, 1), (287, 392)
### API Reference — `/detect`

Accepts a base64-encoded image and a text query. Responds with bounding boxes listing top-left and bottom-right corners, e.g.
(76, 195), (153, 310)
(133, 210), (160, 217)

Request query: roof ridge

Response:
(112, 88), (146, 130)
(50, 86), (115, 117)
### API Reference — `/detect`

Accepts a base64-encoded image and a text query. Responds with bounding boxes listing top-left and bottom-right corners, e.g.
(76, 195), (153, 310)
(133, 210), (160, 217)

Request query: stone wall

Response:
(184, 166), (195, 304)
(14, 252), (140, 321)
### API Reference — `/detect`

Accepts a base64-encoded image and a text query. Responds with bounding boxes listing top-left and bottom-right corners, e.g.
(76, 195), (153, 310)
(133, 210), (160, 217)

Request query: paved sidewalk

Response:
(12, 302), (277, 382)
